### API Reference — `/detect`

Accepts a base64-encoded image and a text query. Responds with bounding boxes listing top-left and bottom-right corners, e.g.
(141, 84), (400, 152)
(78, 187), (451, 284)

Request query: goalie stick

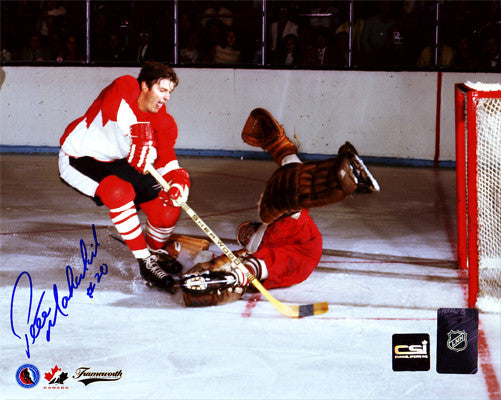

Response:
(146, 164), (329, 318)
(108, 232), (209, 259)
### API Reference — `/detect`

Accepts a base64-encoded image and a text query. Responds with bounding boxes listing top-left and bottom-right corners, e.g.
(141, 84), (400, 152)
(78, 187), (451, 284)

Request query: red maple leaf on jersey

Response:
(44, 365), (61, 382)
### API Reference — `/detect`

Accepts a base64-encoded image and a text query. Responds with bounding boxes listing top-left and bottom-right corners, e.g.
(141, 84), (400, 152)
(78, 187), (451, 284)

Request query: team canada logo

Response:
(44, 365), (69, 389)
(447, 330), (468, 352)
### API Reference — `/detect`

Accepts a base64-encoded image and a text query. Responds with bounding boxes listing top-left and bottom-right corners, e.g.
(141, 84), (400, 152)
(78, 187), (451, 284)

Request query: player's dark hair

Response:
(137, 61), (178, 89)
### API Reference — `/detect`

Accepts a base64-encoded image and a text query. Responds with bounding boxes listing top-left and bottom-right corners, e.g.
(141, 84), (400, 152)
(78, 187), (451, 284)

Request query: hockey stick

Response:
(146, 165), (329, 318)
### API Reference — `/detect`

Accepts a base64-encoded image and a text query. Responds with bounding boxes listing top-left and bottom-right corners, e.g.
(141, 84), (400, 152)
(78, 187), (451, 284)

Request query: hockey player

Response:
(58, 61), (189, 291)
(181, 108), (380, 307)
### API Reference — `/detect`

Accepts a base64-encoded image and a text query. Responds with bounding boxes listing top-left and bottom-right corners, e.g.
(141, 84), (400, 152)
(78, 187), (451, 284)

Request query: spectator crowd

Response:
(1, 0), (499, 71)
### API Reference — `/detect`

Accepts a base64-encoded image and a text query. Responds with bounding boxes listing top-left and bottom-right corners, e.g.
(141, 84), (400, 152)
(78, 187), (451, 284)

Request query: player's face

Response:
(138, 78), (175, 113)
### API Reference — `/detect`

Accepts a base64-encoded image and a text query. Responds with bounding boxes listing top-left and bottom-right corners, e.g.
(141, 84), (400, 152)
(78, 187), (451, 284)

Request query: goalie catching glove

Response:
(241, 108), (298, 165)
(181, 250), (267, 307)
(128, 122), (157, 174)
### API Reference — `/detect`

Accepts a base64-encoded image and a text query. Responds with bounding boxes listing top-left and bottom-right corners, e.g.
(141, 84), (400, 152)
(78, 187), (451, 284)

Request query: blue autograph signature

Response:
(10, 224), (109, 359)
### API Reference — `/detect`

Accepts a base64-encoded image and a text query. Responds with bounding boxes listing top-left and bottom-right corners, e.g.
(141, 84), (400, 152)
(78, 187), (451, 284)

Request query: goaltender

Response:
(181, 108), (380, 307)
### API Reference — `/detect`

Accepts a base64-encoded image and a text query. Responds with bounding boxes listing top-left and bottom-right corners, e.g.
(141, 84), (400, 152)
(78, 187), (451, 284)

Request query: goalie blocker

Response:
(181, 250), (267, 307)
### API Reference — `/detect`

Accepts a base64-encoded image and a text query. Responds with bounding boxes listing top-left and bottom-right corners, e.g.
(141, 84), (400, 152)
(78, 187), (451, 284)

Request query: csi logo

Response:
(394, 340), (429, 356)
(392, 333), (430, 371)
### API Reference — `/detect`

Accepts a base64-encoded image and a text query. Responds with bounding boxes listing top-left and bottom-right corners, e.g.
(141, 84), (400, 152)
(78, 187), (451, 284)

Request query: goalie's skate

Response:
(349, 154), (380, 193)
(338, 142), (380, 193)
(138, 254), (176, 292)
(338, 141), (359, 158)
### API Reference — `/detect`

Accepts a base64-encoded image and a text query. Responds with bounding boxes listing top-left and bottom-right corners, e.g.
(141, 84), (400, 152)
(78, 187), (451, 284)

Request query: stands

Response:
(1, 1), (499, 71)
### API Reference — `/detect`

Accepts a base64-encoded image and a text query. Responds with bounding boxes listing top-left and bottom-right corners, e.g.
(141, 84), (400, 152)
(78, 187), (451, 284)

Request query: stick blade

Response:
(277, 302), (329, 318)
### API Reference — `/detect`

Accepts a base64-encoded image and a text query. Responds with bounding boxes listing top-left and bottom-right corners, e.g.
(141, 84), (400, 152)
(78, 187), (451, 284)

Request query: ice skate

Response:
(149, 248), (183, 274)
(349, 154), (380, 193)
(138, 254), (176, 292)
(338, 142), (380, 193)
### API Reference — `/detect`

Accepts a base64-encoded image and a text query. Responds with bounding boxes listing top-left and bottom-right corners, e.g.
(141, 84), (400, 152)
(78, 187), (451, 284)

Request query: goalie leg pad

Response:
(241, 108), (298, 165)
(258, 158), (351, 224)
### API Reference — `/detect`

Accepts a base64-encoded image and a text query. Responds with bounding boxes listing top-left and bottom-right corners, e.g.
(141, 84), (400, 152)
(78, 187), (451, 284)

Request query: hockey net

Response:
(455, 82), (501, 312)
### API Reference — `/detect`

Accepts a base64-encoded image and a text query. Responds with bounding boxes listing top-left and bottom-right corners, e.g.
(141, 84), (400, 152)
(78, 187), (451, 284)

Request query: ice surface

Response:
(1, 155), (499, 399)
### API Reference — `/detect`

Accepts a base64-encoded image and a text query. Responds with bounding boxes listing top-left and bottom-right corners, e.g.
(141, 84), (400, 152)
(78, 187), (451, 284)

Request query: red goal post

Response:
(455, 82), (501, 311)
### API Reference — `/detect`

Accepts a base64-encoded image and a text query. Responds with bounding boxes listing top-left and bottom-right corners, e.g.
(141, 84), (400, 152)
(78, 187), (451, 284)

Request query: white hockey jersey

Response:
(59, 75), (180, 196)
(60, 75), (178, 167)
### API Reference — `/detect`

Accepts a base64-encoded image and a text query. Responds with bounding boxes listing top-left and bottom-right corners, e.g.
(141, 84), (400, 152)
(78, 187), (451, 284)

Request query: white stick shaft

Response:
(146, 165), (255, 281)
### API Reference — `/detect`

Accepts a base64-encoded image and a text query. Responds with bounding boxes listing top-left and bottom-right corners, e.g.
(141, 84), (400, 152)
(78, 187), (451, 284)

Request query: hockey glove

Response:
(159, 168), (191, 207)
(128, 122), (157, 174)
(241, 108), (298, 165)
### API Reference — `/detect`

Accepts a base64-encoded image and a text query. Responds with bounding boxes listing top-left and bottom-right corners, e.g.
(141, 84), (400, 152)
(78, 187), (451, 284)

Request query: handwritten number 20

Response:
(95, 264), (108, 283)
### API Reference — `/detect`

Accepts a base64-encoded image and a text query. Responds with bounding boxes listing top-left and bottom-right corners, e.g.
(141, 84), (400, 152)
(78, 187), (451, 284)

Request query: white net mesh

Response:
(475, 96), (501, 308)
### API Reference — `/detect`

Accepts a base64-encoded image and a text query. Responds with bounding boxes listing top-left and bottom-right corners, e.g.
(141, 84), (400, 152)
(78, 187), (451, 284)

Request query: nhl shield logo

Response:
(447, 330), (468, 352)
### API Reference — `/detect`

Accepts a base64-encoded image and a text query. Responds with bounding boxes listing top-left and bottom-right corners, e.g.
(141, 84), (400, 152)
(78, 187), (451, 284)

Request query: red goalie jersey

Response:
(254, 209), (323, 289)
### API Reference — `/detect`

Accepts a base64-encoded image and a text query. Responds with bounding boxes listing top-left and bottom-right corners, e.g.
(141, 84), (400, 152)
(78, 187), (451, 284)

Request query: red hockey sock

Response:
(233, 255), (268, 286)
(145, 220), (175, 250)
(96, 176), (149, 259)
(110, 201), (149, 258)
(141, 196), (180, 250)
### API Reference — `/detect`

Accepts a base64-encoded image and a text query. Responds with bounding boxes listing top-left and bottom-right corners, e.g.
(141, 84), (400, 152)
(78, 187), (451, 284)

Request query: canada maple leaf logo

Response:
(43, 365), (68, 384)
(44, 365), (61, 382)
